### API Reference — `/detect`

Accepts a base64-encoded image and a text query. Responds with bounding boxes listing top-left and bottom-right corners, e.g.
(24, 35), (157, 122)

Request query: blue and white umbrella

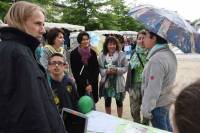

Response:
(128, 5), (200, 53)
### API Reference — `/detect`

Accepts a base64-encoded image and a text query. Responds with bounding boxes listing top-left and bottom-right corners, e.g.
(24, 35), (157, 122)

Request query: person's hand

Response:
(85, 84), (92, 93)
(106, 68), (112, 75)
(141, 107), (152, 119)
(110, 68), (117, 74)
(106, 68), (117, 75)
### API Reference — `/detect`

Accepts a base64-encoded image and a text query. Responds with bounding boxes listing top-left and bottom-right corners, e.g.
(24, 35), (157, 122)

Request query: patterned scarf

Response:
(130, 45), (147, 69)
(44, 44), (65, 55)
(78, 46), (91, 65)
(105, 52), (119, 68)
(104, 52), (119, 96)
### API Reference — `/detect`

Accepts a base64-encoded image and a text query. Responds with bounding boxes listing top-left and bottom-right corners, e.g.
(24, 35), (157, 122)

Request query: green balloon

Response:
(78, 96), (94, 114)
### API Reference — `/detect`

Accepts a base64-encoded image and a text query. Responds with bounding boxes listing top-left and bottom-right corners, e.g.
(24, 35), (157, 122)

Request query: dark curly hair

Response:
(102, 36), (120, 55)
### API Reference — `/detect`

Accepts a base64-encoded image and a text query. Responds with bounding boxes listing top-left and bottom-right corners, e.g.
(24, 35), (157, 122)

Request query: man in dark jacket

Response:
(0, 1), (66, 133)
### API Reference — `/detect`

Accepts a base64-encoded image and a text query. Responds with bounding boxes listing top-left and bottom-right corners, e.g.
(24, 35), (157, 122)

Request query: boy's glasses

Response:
(48, 61), (65, 66)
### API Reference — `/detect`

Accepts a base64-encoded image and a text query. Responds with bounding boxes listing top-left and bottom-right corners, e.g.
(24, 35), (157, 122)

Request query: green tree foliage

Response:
(0, 0), (57, 22)
(0, 0), (144, 31)
(59, 0), (143, 31)
(107, 0), (144, 31)
(0, 1), (11, 21)
(60, 0), (108, 30)
(21, 0), (59, 22)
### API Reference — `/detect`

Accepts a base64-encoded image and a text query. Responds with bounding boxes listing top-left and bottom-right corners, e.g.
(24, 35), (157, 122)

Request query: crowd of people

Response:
(0, 1), (200, 133)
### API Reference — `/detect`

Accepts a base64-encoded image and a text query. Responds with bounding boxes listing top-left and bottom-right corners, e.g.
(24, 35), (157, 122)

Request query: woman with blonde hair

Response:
(0, 1), (66, 132)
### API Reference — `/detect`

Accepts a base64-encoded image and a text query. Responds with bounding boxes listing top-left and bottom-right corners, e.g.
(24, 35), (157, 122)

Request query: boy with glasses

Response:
(48, 53), (79, 112)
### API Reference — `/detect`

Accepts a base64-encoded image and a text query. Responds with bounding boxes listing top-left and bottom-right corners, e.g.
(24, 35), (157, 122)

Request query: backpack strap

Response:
(136, 53), (144, 68)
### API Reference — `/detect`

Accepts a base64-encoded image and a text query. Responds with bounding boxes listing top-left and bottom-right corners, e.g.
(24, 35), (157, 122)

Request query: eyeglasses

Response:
(48, 61), (65, 66)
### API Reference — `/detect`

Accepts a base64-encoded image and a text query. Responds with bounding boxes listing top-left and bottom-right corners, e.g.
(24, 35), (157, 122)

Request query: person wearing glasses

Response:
(40, 27), (73, 78)
(0, 1), (66, 132)
(48, 53), (79, 112)
(40, 28), (65, 69)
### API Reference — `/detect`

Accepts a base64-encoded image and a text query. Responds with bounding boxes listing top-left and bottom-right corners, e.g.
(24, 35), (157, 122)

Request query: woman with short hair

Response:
(70, 31), (100, 103)
(40, 27), (73, 78)
(40, 28), (65, 68)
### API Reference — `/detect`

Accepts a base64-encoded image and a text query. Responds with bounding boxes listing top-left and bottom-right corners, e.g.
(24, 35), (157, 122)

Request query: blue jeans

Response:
(151, 106), (172, 132)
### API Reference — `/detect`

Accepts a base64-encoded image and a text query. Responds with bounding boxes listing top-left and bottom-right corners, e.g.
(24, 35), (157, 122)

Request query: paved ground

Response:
(96, 92), (132, 121)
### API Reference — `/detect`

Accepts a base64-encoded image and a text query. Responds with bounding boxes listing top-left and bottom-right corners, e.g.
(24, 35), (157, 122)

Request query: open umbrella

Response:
(128, 5), (200, 53)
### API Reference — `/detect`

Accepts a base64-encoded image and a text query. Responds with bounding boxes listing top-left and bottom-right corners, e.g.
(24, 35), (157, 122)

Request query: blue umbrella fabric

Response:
(128, 5), (200, 53)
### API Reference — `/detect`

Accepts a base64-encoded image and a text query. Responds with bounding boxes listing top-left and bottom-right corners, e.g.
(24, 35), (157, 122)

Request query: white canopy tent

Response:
(91, 30), (138, 39)
(0, 20), (85, 31)
(45, 22), (85, 31)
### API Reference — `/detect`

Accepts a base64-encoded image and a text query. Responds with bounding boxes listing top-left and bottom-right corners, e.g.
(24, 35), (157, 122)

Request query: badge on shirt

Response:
(54, 96), (60, 105)
(66, 85), (72, 93)
(150, 75), (155, 80)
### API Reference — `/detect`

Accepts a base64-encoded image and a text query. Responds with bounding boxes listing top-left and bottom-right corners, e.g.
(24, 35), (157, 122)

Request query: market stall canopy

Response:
(0, 20), (85, 31)
(92, 30), (138, 37)
(45, 22), (85, 31)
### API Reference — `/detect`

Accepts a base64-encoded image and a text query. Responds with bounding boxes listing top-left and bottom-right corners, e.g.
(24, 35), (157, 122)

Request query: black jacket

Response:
(70, 47), (99, 103)
(0, 27), (66, 133)
(50, 75), (79, 111)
